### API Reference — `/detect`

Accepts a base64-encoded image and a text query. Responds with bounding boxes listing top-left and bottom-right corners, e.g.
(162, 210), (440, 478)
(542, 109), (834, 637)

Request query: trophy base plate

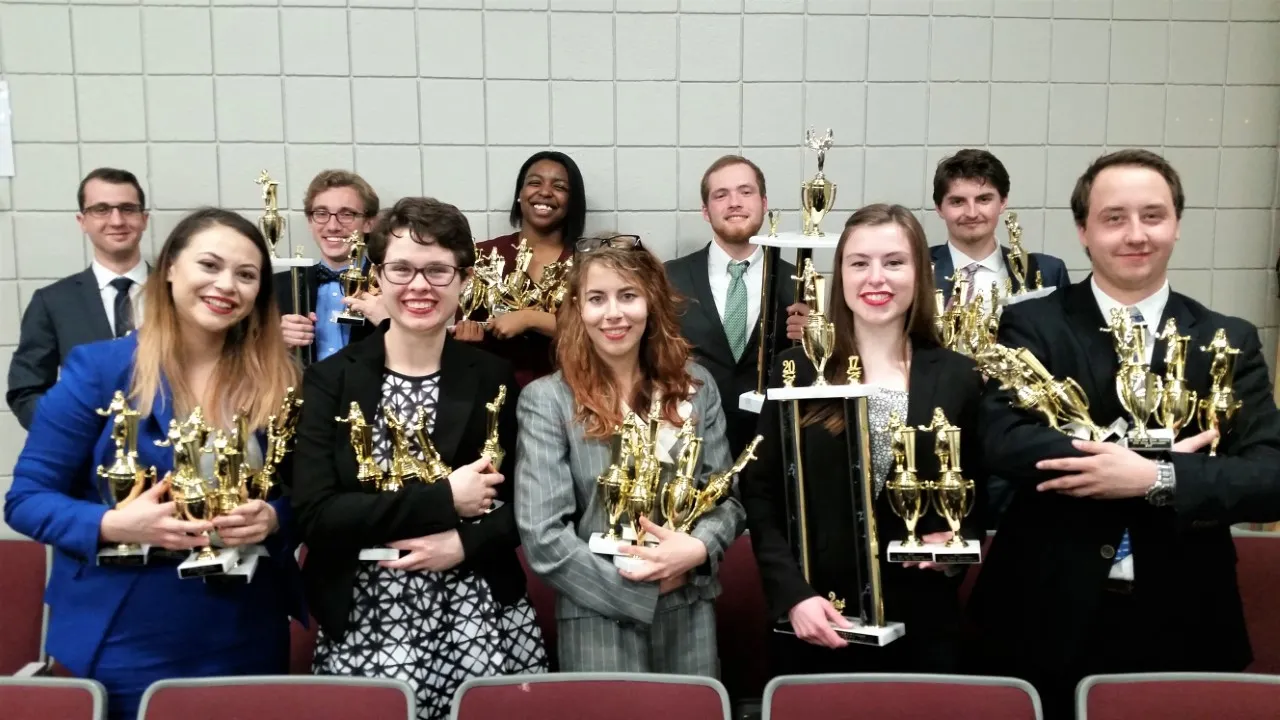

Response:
(588, 530), (659, 557)
(738, 391), (765, 414)
(97, 544), (150, 567)
(1000, 286), (1058, 306)
(178, 546), (242, 579)
(1120, 429), (1174, 456)
(204, 551), (260, 585)
(750, 232), (840, 250)
(336, 314), (367, 326)
(775, 618), (907, 647)
(767, 383), (874, 401)
(149, 546), (194, 563)
(359, 547), (410, 561)
(270, 257), (320, 270)
(887, 540), (982, 564)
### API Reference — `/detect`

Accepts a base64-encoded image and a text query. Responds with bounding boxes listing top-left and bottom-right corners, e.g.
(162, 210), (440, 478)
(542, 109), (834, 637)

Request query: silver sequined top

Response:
(867, 388), (910, 498)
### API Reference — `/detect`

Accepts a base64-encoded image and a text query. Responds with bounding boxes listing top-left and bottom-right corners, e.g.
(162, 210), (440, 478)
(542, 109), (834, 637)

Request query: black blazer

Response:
(7, 267), (140, 429)
(290, 323), (526, 640)
(273, 265), (376, 367)
(929, 243), (1071, 303)
(742, 343), (987, 670)
(971, 278), (1280, 676)
(665, 244), (796, 457)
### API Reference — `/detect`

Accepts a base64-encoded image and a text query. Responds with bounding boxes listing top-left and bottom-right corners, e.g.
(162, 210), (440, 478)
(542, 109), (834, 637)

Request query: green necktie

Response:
(725, 260), (749, 360)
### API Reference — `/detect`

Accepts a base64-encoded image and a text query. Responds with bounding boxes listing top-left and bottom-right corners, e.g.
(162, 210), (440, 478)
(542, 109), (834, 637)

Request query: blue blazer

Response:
(930, 243), (1071, 303)
(3, 334), (305, 677)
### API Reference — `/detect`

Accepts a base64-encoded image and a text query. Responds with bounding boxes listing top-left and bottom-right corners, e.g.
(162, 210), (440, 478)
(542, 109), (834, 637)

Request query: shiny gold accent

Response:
(382, 406), (422, 492)
(883, 411), (924, 548)
(480, 385), (507, 471)
(336, 231), (375, 324)
(782, 359), (797, 388)
(1105, 308), (1164, 446)
(256, 170), (285, 258)
(794, 259), (835, 384)
(827, 592), (846, 614)
(677, 435), (762, 533)
(336, 402), (384, 489)
(974, 343), (1108, 440)
(1199, 329), (1243, 456)
(920, 408), (975, 549)
(846, 355), (863, 383)
(252, 387), (303, 501)
(767, 210), (779, 237)
(95, 391), (157, 556)
(410, 406), (454, 484)
(1156, 318), (1198, 437)
(662, 419), (702, 531)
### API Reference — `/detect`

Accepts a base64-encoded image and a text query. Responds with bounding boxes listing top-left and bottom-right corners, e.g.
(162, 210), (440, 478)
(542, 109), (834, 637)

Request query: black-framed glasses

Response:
(574, 234), (642, 253)
(83, 203), (144, 218)
(378, 262), (461, 287)
(307, 209), (365, 225)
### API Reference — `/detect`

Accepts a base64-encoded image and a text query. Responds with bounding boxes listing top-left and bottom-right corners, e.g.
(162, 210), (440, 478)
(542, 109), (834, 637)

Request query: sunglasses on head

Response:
(574, 234), (643, 253)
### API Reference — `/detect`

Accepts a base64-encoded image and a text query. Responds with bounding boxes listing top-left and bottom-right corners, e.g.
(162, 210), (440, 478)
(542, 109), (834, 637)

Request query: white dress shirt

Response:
(707, 241), (763, 336)
(948, 242), (1009, 304)
(91, 259), (148, 332)
(1089, 276), (1170, 582)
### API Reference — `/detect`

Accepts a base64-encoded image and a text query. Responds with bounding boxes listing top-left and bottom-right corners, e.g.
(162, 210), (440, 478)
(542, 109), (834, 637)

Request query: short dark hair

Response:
(368, 197), (475, 268)
(931, 149), (1010, 207)
(508, 151), (587, 244)
(1070, 149), (1185, 229)
(78, 167), (146, 211)
(700, 155), (767, 205)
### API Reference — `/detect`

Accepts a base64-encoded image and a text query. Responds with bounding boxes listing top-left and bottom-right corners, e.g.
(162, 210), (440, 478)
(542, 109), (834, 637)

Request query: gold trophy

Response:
(675, 435), (762, 533)
(336, 231), (376, 325)
(496, 238), (536, 314)
(461, 246), (506, 322)
(625, 399), (664, 549)
(480, 385), (507, 471)
(590, 417), (638, 549)
(409, 406), (454, 483)
(975, 343), (1112, 441)
(661, 419), (703, 531)
(883, 411), (931, 563)
(383, 406), (424, 492)
(920, 408), (980, 562)
(1002, 211), (1046, 298)
(95, 391), (158, 565)
(1105, 308), (1171, 453)
(1156, 319), (1198, 437)
(794, 259), (835, 384)
(588, 400), (663, 569)
(250, 387), (303, 502)
(801, 128), (837, 236)
(767, 210), (780, 237)
(336, 402), (384, 489)
(256, 170), (285, 259)
(1198, 329), (1243, 456)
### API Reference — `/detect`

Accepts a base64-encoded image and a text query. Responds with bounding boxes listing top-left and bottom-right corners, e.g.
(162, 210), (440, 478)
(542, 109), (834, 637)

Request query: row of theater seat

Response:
(6, 669), (1280, 719)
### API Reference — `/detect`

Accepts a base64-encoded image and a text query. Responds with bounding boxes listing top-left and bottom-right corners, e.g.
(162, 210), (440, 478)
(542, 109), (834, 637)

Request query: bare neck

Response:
(852, 320), (910, 384)
(712, 235), (756, 262)
(603, 352), (642, 406)
(177, 323), (226, 402)
(384, 323), (446, 376)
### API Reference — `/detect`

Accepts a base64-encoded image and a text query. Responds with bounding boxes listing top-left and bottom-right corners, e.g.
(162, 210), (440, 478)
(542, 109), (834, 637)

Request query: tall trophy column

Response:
(257, 170), (319, 365)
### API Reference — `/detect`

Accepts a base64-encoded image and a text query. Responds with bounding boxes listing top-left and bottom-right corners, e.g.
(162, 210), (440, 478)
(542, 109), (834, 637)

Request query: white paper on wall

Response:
(0, 81), (13, 177)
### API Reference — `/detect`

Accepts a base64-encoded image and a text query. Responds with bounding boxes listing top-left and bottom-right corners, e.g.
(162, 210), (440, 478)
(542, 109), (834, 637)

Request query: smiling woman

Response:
(453, 150), (588, 387)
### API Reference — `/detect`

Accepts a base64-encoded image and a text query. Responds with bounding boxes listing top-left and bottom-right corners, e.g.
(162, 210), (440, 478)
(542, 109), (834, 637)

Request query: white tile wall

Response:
(0, 1), (1278, 537)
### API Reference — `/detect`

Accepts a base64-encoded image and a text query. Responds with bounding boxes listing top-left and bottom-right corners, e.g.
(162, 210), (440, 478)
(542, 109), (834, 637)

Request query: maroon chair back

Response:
(451, 673), (731, 720)
(764, 674), (1041, 720)
(0, 540), (47, 675)
(517, 547), (559, 670)
(1079, 672), (1280, 720)
(0, 677), (105, 720)
(1235, 531), (1280, 674)
(137, 676), (415, 720)
(714, 535), (770, 702)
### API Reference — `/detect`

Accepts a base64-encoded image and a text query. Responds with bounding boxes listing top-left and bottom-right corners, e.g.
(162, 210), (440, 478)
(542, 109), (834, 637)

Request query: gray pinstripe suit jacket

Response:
(515, 362), (747, 629)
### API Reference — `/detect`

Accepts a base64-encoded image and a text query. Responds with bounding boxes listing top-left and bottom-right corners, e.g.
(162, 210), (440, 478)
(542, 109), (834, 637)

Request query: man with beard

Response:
(8, 168), (151, 429)
(930, 149), (1070, 305)
(666, 155), (806, 457)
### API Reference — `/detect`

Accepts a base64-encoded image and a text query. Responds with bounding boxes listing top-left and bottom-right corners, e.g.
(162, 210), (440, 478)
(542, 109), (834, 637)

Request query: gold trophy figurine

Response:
(625, 400), (664, 549)
(801, 128), (838, 236)
(884, 411), (928, 562)
(975, 343), (1110, 442)
(662, 419), (703, 531)
(590, 419), (638, 549)
(1105, 308), (1168, 453)
(920, 408), (980, 562)
(95, 391), (157, 565)
(409, 406), (454, 483)
(767, 210), (780, 237)
(251, 387), (304, 501)
(1198, 329), (1243, 456)
(336, 231), (374, 325)
(382, 406), (424, 492)
(1156, 319), (1198, 438)
(479, 386), (508, 472)
(677, 435), (763, 534)
(794, 259), (836, 384)
(336, 403), (384, 489)
(256, 170), (285, 259)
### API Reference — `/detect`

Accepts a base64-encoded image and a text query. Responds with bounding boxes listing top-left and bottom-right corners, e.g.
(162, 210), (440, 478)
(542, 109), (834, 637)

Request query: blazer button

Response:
(1100, 545), (1116, 560)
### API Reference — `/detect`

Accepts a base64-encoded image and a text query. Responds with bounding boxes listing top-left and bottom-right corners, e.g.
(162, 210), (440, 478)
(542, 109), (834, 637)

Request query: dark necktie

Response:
(110, 277), (135, 338)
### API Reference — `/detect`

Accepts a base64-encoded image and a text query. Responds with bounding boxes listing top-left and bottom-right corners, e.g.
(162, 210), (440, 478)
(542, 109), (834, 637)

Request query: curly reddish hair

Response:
(555, 246), (698, 439)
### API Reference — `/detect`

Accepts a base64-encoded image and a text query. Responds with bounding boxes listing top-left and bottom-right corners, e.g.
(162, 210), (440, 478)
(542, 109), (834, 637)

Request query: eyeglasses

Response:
(575, 234), (642, 252)
(307, 209), (365, 225)
(83, 203), (144, 218)
(379, 262), (461, 287)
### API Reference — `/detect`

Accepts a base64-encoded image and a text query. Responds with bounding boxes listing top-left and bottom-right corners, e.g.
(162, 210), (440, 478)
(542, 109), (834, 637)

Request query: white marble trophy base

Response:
(178, 546), (242, 579)
(589, 526), (659, 571)
(766, 383), (875, 401)
(738, 391), (765, 414)
(887, 539), (982, 564)
(776, 618), (906, 647)
(97, 543), (150, 567)
(749, 233), (841, 250)
(359, 547), (410, 561)
(1000, 286), (1057, 306)
(270, 256), (319, 270)
(205, 550), (261, 585)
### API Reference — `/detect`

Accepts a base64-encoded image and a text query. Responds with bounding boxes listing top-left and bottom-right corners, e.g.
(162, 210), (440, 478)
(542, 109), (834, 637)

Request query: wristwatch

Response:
(1146, 460), (1176, 507)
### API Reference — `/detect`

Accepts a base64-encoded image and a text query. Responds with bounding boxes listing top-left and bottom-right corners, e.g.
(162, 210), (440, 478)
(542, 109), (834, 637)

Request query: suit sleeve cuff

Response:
(689, 524), (725, 587)
(75, 503), (111, 562)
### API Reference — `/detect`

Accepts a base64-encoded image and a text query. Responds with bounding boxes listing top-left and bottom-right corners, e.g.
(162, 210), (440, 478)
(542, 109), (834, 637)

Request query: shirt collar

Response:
(707, 239), (762, 277)
(91, 258), (148, 291)
(1090, 276), (1170, 329)
(948, 242), (1004, 274)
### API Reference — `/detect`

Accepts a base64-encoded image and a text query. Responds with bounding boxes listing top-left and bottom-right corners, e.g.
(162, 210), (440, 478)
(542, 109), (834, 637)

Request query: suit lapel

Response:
(74, 268), (114, 340)
(432, 337), (478, 465)
(687, 246), (736, 365)
(905, 343), (943, 475)
(1062, 280), (1125, 425)
(931, 246), (955, 300)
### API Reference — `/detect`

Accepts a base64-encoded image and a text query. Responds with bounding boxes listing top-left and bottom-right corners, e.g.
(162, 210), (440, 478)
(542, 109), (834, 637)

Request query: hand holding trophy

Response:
(95, 391), (158, 565)
(337, 231), (377, 326)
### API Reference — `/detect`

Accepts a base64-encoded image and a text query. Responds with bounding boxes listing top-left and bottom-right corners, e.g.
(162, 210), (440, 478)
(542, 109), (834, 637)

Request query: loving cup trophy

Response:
(336, 231), (378, 326)
(884, 409), (980, 564)
(801, 128), (838, 237)
(95, 391), (158, 566)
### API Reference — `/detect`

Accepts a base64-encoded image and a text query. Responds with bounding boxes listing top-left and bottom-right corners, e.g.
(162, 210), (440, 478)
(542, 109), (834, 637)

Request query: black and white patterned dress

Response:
(312, 370), (548, 720)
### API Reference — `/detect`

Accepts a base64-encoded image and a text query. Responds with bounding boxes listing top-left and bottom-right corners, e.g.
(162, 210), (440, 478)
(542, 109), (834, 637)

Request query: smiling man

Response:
(970, 149), (1280, 720)
(930, 149), (1070, 305)
(7, 168), (151, 429)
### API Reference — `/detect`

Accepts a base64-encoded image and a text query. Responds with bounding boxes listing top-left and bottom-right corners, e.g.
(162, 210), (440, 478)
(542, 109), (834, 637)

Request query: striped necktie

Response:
(725, 260), (749, 360)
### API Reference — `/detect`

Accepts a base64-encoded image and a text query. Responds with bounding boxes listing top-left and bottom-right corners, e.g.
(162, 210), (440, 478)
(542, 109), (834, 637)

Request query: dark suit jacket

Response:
(742, 342), (987, 673)
(930, 243), (1071, 303)
(666, 244), (796, 457)
(8, 268), (123, 429)
(273, 264), (376, 367)
(971, 278), (1280, 677)
(290, 323), (526, 640)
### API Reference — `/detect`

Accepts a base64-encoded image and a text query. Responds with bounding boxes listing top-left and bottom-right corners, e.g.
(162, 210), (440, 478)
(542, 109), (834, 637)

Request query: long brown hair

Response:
(130, 207), (298, 430)
(805, 203), (940, 432)
(555, 245), (698, 439)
